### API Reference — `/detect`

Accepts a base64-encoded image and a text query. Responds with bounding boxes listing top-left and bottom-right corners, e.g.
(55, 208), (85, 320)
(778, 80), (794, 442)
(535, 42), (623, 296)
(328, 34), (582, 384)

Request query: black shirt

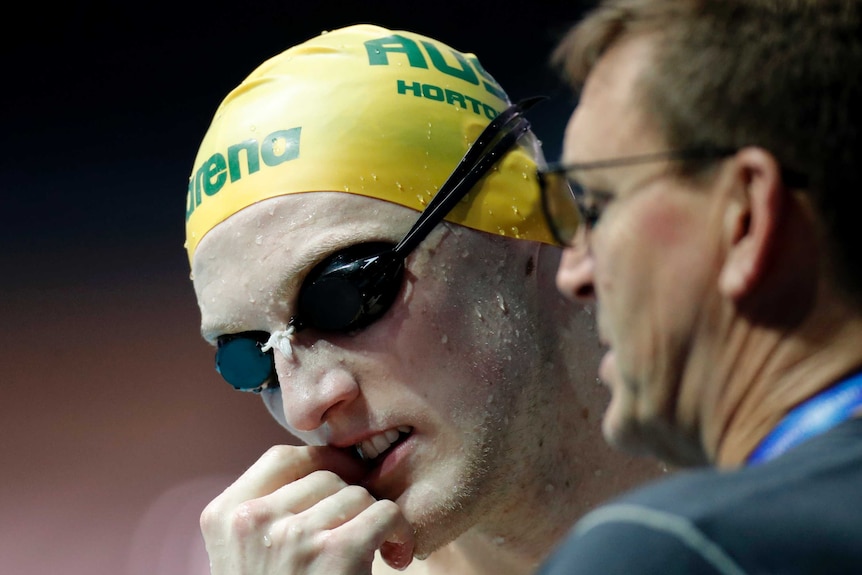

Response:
(539, 418), (862, 574)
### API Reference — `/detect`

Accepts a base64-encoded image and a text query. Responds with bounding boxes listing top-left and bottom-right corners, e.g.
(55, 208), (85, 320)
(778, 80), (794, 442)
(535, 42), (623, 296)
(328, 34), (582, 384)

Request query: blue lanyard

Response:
(747, 369), (862, 465)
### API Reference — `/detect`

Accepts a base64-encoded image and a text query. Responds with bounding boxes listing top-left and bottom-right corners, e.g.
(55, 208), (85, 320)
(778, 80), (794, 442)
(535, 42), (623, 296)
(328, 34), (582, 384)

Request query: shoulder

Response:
(538, 470), (745, 575)
(539, 420), (862, 575)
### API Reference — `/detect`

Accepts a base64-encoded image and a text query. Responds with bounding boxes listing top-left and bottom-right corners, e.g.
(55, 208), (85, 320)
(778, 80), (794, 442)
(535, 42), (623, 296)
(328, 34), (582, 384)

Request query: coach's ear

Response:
(718, 147), (785, 300)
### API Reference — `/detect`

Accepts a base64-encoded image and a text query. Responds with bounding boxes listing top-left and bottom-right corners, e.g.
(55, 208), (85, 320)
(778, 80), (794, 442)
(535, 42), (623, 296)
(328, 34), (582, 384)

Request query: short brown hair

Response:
(554, 0), (862, 301)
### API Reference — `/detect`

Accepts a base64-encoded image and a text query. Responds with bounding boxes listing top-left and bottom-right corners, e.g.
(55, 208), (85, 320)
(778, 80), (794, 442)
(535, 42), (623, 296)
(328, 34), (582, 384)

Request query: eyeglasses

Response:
(215, 96), (544, 393)
(537, 148), (737, 246)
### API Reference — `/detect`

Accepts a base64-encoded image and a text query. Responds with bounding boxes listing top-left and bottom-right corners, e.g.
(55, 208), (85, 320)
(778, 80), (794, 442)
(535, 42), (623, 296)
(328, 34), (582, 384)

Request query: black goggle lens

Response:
(215, 332), (274, 392)
(294, 242), (404, 333)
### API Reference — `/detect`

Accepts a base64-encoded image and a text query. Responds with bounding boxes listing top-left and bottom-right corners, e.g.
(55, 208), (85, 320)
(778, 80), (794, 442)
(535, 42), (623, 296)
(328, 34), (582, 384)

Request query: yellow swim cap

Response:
(184, 24), (556, 262)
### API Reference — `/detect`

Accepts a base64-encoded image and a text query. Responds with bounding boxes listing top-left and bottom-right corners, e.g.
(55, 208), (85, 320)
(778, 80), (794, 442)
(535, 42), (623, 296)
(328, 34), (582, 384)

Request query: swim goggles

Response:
(215, 97), (543, 392)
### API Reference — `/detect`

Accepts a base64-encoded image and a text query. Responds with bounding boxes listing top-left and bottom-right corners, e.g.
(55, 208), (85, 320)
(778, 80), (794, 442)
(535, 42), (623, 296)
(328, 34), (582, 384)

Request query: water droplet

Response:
(254, 235), (263, 245)
(263, 534), (272, 548)
(476, 308), (483, 320)
(249, 297), (256, 304)
(249, 124), (257, 132)
(188, 271), (195, 280)
(496, 294), (507, 313)
(371, 173), (378, 181)
(511, 226), (521, 238)
(441, 334), (448, 344)
(512, 206), (521, 216)
(396, 181), (404, 191)
(271, 138), (287, 155)
(344, 185), (350, 192)
(417, 195), (427, 206)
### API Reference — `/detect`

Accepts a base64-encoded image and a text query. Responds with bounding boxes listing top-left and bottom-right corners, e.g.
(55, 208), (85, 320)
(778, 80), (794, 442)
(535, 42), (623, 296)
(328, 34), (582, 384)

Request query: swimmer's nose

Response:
(275, 358), (361, 432)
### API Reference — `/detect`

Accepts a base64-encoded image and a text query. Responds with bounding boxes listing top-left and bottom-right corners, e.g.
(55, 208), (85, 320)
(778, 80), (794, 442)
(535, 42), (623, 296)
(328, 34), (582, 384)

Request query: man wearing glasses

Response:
(185, 24), (660, 575)
(537, 1), (862, 573)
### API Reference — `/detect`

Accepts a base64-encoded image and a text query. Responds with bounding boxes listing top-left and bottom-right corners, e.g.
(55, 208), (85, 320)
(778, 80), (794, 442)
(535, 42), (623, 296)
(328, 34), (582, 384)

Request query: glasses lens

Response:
(295, 242), (404, 332)
(215, 333), (274, 392)
(541, 172), (582, 246)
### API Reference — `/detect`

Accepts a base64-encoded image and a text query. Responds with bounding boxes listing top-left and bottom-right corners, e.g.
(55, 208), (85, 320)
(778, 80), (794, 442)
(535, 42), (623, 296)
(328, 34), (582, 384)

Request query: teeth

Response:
(355, 427), (411, 461)
(370, 433), (390, 454)
(384, 429), (400, 443)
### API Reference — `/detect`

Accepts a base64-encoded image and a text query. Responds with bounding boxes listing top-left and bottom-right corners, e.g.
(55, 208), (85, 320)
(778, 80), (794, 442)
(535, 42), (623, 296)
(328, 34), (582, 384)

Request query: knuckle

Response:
(307, 469), (347, 489)
(340, 484), (374, 504)
(371, 498), (401, 520)
(199, 501), (223, 535)
(229, 500), (269, 537)
(316, 528), (357, 554)
(263, 444), (297, 462)
(270, 516), (317, 551)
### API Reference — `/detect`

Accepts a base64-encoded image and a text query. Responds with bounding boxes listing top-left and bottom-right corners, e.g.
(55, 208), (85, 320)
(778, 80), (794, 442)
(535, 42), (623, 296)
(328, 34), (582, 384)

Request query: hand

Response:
(200, 445), (415, 574)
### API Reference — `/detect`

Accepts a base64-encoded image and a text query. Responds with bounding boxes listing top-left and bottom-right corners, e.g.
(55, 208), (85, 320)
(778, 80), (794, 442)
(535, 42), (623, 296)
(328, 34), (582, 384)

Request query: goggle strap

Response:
(394, 96), (544, 256)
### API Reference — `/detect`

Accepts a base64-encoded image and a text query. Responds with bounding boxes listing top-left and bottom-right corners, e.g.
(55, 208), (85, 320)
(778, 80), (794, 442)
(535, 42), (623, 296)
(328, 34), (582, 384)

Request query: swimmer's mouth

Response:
(354, 426), (412, 462)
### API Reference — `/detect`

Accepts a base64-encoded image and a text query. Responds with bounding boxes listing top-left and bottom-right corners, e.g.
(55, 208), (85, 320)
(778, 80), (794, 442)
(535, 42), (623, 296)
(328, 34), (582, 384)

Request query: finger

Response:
(218, 445), (365, 506)
(332, 499), (415, 571)
(201, 478), (365, 566)
(296, 484), (378, 530)
(258, 469), (354, 518)
(255, 487), (382, 573)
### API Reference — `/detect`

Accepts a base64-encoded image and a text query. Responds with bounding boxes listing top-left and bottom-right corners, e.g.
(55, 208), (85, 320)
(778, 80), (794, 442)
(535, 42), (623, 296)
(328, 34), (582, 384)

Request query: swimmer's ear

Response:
(719, 147), (784, 300)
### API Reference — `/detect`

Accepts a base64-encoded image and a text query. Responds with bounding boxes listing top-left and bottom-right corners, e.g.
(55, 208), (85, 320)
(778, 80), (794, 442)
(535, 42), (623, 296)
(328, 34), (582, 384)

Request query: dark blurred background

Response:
(1, 1), (589, 572)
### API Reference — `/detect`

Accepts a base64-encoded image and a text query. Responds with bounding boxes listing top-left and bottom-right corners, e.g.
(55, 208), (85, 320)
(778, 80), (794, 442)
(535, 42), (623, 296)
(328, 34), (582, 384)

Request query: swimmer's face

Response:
(192, 191), (554, 556)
